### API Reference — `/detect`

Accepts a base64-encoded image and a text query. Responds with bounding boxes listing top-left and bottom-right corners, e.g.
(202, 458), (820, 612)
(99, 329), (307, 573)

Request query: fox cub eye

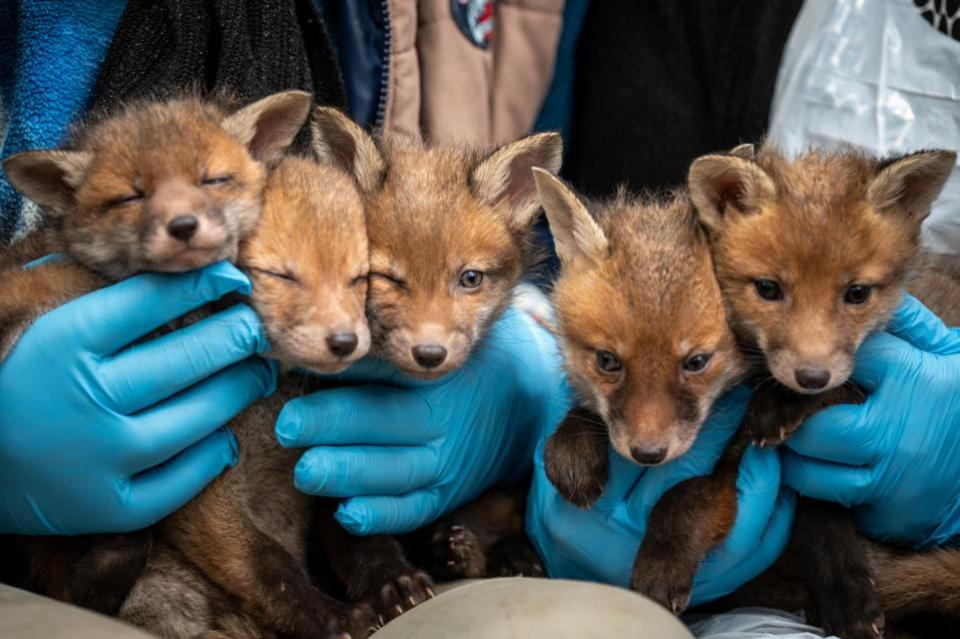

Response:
(459, 269), (484, 289)
(754, 279), (784, 301)
(202, 175), (232, 186)
(596, 350), (622, 373)
(844, 284), (871, 305)
(109, 192), (144, 207)
(683, 353), (712, 373)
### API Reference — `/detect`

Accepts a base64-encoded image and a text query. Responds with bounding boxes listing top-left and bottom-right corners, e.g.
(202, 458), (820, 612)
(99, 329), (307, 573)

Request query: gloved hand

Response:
(527, 386), (796, 606)
(275, 306), (570, 534)
(0, 262), (277, 534)
(783, 294), (960, 547)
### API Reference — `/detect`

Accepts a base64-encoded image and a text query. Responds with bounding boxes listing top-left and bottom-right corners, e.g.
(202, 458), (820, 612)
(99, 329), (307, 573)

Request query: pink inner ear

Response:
(248, 107), (301, 160)
(716, 173), (746, 214)
(502, 150), (539, 208)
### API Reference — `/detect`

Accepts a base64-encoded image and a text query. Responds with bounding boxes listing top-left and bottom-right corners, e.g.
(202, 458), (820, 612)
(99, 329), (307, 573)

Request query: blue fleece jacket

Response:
(0, 0), (126, 244)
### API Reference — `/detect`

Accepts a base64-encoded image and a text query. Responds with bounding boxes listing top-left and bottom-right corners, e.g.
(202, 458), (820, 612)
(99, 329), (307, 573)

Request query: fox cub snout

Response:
(310, 108), (562, 378)
(3, 91), (311, 279)
(536, 170), (744, 465)
(689, 147), (956, 394)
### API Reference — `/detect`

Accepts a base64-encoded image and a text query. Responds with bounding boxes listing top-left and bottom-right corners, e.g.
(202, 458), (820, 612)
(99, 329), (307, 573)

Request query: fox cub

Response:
(0, 90), (312, 616)
(676, 146), (960, 639)
(310, 108), (563, 581)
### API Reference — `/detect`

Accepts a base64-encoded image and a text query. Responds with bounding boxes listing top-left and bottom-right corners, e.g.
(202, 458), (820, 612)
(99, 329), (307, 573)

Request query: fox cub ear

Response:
(310, 107), (385, 194)
(471, 131), (563, 233)
(687, 154), (776, 232)
(728, 143), (755, 159)
(3, 150), (93, 214)
(222, 90), (313, 163)
(532, 168), (607, 265)
(868, 150), (956, 224)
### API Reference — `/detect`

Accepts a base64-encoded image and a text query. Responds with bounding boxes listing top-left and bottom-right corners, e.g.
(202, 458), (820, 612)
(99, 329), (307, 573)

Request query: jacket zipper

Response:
(374, 0), (392, 129)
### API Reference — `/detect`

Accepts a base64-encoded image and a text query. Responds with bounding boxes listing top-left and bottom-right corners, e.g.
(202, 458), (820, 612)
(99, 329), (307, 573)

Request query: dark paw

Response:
(630, 559), (693, 615)
(487, 537), (546, 578)
(325, 602), (380, 639)
(544, 432), (608, 508)
(432, 523), (486, 578)
(744, 407), (804, 447)
(369, 571), (435, 624)
(810, 576), (885, 639)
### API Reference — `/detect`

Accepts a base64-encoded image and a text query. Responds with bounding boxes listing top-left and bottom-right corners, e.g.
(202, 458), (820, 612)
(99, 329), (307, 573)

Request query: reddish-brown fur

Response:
(0, 91), (311, 620)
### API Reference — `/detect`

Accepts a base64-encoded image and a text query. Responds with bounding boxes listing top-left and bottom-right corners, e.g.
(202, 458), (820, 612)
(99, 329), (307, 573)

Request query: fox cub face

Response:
(3, 91), (311, 279)
(689, 147), (956, 394)
(240, 154), (370, 373)
(311, 108), (562, 378)
(535, 171), (744, 465)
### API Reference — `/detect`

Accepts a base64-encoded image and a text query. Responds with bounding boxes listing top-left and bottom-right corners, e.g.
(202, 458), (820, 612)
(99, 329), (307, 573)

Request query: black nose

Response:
(412, 344), (447, 369)
(326, 332), (358, 358)
(167, 215), (198, 242)
(630, 446), (667, 466)
(795, 368), (831, 390)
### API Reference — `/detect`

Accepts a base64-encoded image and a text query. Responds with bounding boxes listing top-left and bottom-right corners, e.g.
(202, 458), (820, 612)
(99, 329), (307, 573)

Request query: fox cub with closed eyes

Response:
(0, 89), (312, 617)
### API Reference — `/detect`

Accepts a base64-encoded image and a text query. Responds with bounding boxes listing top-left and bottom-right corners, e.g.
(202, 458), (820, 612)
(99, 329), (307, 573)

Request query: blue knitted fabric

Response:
(0, 0), (126, 244)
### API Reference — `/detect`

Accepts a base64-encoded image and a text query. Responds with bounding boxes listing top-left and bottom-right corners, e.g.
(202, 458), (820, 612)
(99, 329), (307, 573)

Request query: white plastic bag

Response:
(769, 0), (960, 254)
(688, 607), (830, 639)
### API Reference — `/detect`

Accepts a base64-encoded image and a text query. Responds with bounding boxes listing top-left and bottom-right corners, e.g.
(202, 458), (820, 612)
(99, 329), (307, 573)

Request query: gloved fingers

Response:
(334, 490), (443, 536)
(784, 402), (884, 466)
(124, 357), (275, 473)
(781, 449), (874, 507)
(709, 445), (782, 563)
(125, 427), (238, 529)
(593, 453), (645, 510)
(101, 304), (268, 414)
(886, 294), (960, 355)
(848, 331), (905, 392)
(293, 446), (440, 497)
(67, 262), (252, 355)
(276, 385), (437, 448)
(692, 488), (796, 605)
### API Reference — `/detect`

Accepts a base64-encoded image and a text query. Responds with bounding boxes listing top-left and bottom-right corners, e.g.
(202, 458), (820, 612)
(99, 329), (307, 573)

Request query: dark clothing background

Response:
(89, 0), (346, 114)
(564, 0), (803, 196)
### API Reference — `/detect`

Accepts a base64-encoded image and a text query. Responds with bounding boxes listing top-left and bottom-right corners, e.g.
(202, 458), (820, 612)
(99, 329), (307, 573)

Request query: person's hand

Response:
(783, 294), (960, 547)
(0, 262), (277, 534)
(275, 306), (570, 534)
(527, 386), (796, 606)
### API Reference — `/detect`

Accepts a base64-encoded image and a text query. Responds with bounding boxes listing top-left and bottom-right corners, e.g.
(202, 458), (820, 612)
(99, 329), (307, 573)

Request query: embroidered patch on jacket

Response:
(450, 0), (494, 49)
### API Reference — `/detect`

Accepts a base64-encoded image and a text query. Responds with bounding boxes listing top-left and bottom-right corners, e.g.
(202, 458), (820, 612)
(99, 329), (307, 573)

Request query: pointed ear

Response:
(688, 154), (776, 232)
(728, 143), (755, 159)
(533, 168), (607, 264)
(3, 150), (93, 214)
(867, 150), (956, 224)
(310, 106), (385, 194)
(222, 90), (312, 163)
(471, 132), (563, 233)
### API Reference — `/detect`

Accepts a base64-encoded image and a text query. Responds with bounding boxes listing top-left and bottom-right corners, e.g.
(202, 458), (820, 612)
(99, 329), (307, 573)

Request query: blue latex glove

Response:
(783, 294), (960, 547)
(275, 306), (570, 534)
(0, 262), (277, 534)
(527, 386), (797, 606)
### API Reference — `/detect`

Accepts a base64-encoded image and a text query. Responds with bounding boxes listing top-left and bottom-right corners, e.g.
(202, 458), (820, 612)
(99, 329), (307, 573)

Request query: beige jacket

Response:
(383, 0), (564, 146)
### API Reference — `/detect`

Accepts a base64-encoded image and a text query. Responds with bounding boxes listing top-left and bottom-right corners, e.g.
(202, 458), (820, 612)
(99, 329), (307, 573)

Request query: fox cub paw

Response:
(326, 602), (380, 639)
(368, 571), (435, 626)
(486, 536), (546, 578)
(431, 523), (487, 579)
(629, 554), (694, 616)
